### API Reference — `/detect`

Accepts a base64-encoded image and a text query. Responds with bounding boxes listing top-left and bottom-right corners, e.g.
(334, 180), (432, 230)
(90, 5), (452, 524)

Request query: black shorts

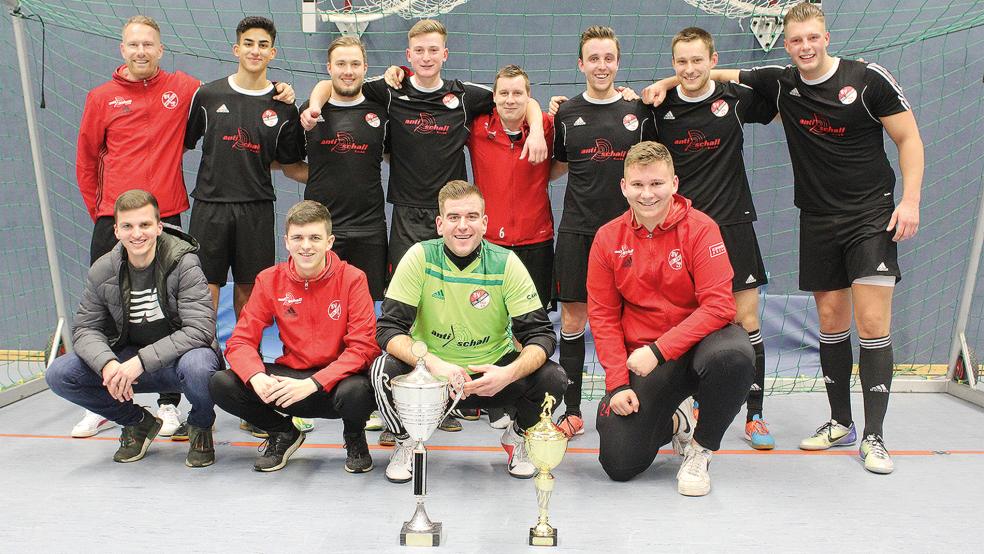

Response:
(504, 239), (555, 311)
(553, 231), (593, 303)
(333, 230), (387, 301)
(388, 205), (439, 278)
(189, 200), (275, 285)
(90, 214), (181, 266)
(799, 207), (900, 292)
(719, 223), (768, 292)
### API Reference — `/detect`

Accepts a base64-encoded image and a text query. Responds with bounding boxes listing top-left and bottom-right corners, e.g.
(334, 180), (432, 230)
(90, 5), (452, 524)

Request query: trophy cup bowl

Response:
(525, 393), (568, 547)
(388, 341), (465, 547)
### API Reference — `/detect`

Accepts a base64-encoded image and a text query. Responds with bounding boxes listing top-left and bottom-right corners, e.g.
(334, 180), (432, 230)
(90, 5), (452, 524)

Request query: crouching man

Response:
(46, 190), (220, 467)
(209, 201), (380, 473)
(588, 142), (754, 496)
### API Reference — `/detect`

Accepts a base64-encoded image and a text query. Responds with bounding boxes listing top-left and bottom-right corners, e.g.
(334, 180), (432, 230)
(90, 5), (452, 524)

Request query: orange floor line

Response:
(3, 433), (984, 457)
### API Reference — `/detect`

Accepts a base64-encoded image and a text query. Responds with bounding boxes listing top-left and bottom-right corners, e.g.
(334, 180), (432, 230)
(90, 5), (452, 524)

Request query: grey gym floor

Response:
(1, 390), (981, 552)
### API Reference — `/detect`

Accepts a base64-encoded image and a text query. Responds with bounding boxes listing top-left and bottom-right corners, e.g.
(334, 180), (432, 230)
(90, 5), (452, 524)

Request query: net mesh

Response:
(317, 0), (471, 18)
(2, 0), (983, 400)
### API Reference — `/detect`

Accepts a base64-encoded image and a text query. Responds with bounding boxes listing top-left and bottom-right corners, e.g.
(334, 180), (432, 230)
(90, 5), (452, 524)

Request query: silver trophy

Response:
(388, 341), (465, 547)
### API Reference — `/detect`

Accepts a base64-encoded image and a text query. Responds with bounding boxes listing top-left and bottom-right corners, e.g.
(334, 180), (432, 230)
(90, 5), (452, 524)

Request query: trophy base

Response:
(529, 527), (558, 547)
(401, 522), (442, 547)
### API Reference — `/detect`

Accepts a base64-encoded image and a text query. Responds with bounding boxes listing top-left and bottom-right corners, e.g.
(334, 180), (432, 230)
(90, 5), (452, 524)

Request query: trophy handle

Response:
(436, 371), (467, 425)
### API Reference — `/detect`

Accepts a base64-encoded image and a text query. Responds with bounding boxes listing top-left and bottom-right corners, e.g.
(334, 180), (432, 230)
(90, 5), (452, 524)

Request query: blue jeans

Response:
(46, 346), (218, 428)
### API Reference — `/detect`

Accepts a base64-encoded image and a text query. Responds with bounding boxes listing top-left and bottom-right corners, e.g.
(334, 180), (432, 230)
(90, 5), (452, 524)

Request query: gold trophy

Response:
(525, 393), (568, 546)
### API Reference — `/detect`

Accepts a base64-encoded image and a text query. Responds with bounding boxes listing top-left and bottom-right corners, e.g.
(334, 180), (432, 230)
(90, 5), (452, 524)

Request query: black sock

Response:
(819, 329), (853, 426)
(746, 330), (765, 422)
(858, 335), (893, 438)
(559, 330), (585, 416)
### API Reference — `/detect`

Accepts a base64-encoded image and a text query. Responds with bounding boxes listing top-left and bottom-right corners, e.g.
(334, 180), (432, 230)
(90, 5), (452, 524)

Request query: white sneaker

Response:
(489, 413), (512, 429)
(365, 411), (383, 431)
(859, 434), (895, 474)
(500, 424), (537, 479)
(677, 442), (712, 496)
(386, 439), (414, 483)
(156, 404), (182, 437)
(71, 410), (115, 438)
(671, 397), (696, 456)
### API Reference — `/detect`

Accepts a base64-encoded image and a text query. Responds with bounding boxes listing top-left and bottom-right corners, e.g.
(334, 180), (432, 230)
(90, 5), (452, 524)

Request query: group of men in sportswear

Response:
(47, 1), (922, 497)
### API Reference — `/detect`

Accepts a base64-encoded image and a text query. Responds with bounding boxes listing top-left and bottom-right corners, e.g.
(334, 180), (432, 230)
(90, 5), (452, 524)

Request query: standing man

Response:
(45, 190), (221, 467)
(210, 201), (380, 473)
(184, 16), (305, 319)
(372, 181), (566, 482)
(588, 142), (754, 496)
(467, 64), (558, 312)
(290, 36), (390, 302)
(300, 19), (547, 279)
(551, 26), (656, 437)
(651, 27), (778, 449)
(646, 2), (924, 473)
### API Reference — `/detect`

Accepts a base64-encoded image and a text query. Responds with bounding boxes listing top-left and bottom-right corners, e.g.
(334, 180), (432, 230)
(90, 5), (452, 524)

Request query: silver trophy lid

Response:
(392, 341), (448, 389)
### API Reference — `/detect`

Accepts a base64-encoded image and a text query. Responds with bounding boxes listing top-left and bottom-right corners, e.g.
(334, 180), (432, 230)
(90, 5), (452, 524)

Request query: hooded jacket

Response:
(73, 225), (219, 375)
(76, 65), (200, 221)
(225, 250), (380, 393)
(587, 194), (737, 392)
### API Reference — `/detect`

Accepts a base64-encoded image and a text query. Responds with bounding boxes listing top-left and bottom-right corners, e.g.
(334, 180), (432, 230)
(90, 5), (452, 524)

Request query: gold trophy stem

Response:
(530, 471), (557, 546)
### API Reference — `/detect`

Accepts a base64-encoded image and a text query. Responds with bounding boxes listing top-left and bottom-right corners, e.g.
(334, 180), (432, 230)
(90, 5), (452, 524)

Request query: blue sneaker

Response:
(799, 420), (857, 451)
(744, 415), (775, 450)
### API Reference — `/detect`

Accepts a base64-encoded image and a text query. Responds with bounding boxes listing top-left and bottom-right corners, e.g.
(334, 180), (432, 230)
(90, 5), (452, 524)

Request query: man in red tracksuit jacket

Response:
(468, 64), (559, 311)
(587, 141), (753, 497)
(210, 201), (380, 473)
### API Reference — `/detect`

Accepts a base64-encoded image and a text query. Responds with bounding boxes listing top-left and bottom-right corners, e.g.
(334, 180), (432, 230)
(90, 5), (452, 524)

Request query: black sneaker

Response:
(253, 426), (305, 472)
(343, 431), (374, 473)
(438, 414), (462, 432)
(170, 422), (190, 442)
(113, 408), (163, 463)
(378, 429), (396, 446)
(185, 425), (215, 468)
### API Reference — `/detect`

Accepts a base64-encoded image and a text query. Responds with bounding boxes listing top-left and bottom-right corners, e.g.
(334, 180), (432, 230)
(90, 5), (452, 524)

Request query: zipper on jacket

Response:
(305, 279), (309, 291)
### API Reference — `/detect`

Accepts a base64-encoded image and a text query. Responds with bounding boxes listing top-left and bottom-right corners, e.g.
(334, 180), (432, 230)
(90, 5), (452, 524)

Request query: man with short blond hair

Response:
(588, 142), (753, 495)
(372, 181), (565, 482)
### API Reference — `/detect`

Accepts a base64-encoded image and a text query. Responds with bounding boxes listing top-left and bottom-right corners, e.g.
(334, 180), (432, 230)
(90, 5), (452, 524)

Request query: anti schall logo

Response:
(581, 138), (627, 162)
(405, 112), (450, 135)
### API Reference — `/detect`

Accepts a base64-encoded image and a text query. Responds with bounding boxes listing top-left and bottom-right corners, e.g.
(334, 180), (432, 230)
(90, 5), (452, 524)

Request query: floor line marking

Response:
(2, 434), (983, 456)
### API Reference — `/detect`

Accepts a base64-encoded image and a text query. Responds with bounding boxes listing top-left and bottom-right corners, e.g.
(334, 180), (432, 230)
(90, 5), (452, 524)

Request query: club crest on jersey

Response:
(469, 289), (491, 310)
(365, 112), (381, 127)
(278, 292), (303, 306)
(838, 86), (857, 105)
(262, 109), (279, 127)
(668, 249), (683, 270)
(711, 99), (729, 117)
(328, 300), (342, 320)
(709, 242), (727, 258)
(442, 93), (460, 109)
(622, 114), (639, 131)
(581, 138), (627, 162)
(161, 91), (179, 109)
(108, 96), (132, 108)
(224, 127), (260, 153)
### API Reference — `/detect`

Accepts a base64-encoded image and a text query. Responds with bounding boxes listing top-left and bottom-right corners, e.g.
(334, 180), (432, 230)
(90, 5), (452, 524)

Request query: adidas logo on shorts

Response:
(745, 274), (757, 284)
(876, 262), (889, 271)
(869, 384), (889, 393)
(573, 117), (586, 126)
(750, 383), (762, 391)
(823, 376), (835, 384)
(216, 104), (229, 113)
(790, 88), (801, 97)
(663, 111), (675, 120)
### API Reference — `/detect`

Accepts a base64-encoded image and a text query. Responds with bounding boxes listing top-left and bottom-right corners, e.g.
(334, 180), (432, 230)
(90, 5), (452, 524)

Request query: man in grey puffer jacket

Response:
(46, 190), (220, 467)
